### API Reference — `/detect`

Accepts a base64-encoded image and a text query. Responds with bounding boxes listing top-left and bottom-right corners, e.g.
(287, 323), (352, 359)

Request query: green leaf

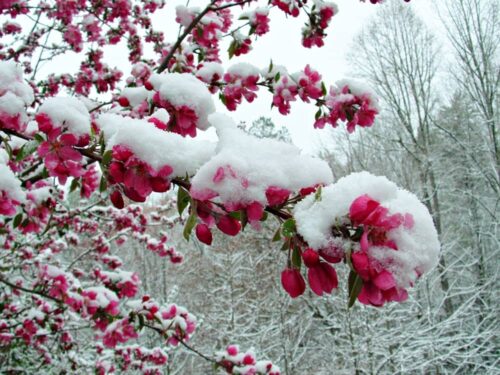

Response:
(272, 227), (281, 242)
(69, 178), (80, 193)
(314, 186), (322, 202)
(219, 93), (227, 106)
(321, 81), (327, 96)
(33, 134), (45, 143)
(260, 211), (268, 222)
(274, 72), (281, 82)
(268, 60), (274, 73)
(348, 270), (363, 308)
(315, 108), (322, 120)
(183, 212), (197, 241)
(281, 218), (296, 238)
(280, 238), (290, 251)
(138, 314), (145, 330)
(101, 150), (113, 166)
(228, 40), (236, 59)
(21, 218), (30, 228)
(177, 187), (191, 217)
(229, 211), (241, 220)
(240, 210), (248, 231)
(16, 140), (39, 161)
(13, 213), (22, 228)
(99, 177), (107, 192)
(292, 246), (302, 269)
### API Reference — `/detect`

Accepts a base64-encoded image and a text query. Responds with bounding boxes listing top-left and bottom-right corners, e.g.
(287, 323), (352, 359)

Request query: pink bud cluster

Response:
(107, 144), (173, 203)
(222, 65), (260, 111)
(281, 246), (340, 298)
(215, 345), (281, 375)
(302, 1), (338, 48)
(271, 65), (323, 115)
(100, 345), (168, 374)
(131, 297), (197, 346)
(314, 82), (379, 133)
(281, 192), (416, 307)
(191, 161), (297, 242)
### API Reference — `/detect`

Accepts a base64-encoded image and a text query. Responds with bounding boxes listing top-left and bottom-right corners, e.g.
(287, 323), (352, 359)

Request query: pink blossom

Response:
(107, 145), (173, 202)
(102, 318), (138, 348)
(265, 186), (290, 206)
(222, 70), (260, 111)
(272, 75), (298, 115)
(81, 164), (99, 198)
(216, 215), (241, 236)
(302, 248), (338, 296)
(250, 10), (270, 36)
(296, 65), (323, 102)
(316, 84), (379, 132)
(63, 25), (83, 52)
(153, 93), (200, 137)
(0, 190), (21, 216)
(195, 223), (213, 245)
(349, 194), (413, 306)
(280, 268), (306, 298)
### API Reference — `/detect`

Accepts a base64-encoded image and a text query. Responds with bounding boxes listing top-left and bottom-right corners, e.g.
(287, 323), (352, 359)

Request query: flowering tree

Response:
(0, 0), (440, 373)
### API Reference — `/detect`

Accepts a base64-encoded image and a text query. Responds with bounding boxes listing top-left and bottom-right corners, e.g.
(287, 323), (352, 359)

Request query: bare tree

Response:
(440, 0), (500, 190)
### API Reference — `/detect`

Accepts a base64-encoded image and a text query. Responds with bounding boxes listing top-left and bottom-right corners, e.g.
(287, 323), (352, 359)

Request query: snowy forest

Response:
(0, 0), (498, 374)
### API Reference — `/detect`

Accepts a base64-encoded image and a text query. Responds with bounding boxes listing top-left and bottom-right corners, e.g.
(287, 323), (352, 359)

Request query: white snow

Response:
(227, 62), (260, 78)
(121, 87), (150, 107)
(335, 78), (380, 110)
(0, 164), (26, 203)
(0, 61), (34, 105)
(196, 62), (224, 82)
(37, 97), (91, 136)
(190, 114), (333, 205)
(96, 113), (216, 176)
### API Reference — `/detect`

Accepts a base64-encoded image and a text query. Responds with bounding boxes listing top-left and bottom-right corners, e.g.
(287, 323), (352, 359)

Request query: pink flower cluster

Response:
(177, 6), (232, 62)
(152, 92), (200, 137)
(0, 189), (21, 216)
(281, 247), (340, 298)
(349, 194), (414, 306)
(18, 181), (57, 234)
(107, 144), (173, 203)
(314, 82), (379, 133)
(132, 298), (197, 346)
(302, 1), (337, 48)
(215, 345), (281, 375)
(94, 269), (141, 298)
(271, 65), (323, 115)
(247, 8), (270, 36)
(102, 318), (139, 348)
(272, 0), (301, 17)
(36, 113), (90, 184)
(190, 162), (295, 243)
(111, 345), (168, 374)
(222, 67), (260, 111)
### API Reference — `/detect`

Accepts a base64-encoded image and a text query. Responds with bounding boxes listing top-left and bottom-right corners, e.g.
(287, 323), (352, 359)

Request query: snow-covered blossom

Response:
(294, 171), (440, 305)
(315, 79), (379, 132)
(149, 73), (215, 137)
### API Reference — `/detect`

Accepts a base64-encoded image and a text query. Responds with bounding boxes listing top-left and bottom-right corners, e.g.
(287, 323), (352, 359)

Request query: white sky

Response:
(31, 0), (445, 154)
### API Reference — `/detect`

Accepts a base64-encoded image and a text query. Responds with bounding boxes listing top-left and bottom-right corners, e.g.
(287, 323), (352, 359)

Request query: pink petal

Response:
(281, 268), (306, 298)
(373, 270), (396, 291)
